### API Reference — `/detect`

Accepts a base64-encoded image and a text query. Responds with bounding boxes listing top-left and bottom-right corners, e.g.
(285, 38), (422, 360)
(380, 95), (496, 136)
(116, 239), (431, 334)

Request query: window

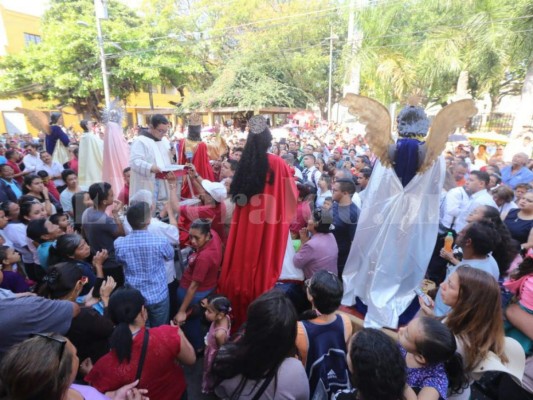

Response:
(24, 33), (41, 46)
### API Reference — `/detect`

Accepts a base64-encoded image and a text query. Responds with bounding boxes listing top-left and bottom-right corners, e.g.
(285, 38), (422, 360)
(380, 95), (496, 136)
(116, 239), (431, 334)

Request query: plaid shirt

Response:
(115, 230), (173, 305)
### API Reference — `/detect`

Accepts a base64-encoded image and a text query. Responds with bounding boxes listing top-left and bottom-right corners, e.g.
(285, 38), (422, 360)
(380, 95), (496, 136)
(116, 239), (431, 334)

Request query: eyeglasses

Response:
(32, 333), (67, 361)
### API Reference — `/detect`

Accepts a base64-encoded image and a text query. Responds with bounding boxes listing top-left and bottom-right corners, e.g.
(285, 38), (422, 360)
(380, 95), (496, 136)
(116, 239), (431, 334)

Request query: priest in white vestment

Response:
(129, 115), (171, 204)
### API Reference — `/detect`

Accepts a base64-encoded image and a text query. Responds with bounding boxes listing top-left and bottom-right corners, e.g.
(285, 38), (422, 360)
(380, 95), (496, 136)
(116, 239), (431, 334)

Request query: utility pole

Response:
(94, 0), (110, 108)
(344, 0), (367, 96)
(327, 27), (338, 122)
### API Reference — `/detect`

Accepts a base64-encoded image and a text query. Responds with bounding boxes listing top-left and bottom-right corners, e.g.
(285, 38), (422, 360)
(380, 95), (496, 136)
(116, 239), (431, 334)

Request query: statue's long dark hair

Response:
(187, 125), (202, 141)
(230, 128), (273, 204)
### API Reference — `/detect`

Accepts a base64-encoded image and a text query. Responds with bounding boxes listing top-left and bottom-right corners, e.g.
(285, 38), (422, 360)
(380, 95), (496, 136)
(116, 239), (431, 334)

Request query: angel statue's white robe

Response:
(342, 156), (445, 329)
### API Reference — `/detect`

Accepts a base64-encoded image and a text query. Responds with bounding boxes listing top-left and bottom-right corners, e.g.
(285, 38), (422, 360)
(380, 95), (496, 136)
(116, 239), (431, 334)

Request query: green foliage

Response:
(0, 0), (532, 117)
(351, 0), (532, 109)
(183, 0), (345, 115)
(0, 0), (203, 116)
(187, 58), (310, 109)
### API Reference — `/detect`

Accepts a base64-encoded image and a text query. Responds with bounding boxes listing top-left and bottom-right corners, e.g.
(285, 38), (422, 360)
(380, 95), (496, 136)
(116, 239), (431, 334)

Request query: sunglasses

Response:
(32, 332), (67, 361)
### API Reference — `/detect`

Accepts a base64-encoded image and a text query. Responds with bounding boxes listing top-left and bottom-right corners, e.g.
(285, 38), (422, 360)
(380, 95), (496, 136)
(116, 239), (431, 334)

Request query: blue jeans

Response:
(146, 296), (170, 328)
(177, 286), (213, 351)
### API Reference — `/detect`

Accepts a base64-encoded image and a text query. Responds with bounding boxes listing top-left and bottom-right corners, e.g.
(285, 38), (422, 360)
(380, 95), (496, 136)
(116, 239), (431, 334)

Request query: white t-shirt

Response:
(60, 188), (78, 213)
(41, 161), (65, 188)
(22, 154), (44, 173)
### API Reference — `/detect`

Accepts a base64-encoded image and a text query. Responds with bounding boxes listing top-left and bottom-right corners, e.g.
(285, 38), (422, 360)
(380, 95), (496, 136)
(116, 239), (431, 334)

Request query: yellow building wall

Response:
(0, 7), (44, 134)
(0, 7), (41, 55)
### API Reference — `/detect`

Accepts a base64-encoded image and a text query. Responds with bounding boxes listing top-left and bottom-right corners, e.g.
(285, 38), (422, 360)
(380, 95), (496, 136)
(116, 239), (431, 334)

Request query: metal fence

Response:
(468, 113), (530, 135)
(467, 113), (514, 135)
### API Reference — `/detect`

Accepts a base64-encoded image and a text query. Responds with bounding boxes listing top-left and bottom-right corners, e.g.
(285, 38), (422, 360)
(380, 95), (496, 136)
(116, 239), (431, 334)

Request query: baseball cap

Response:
(201, 180), (227, 203)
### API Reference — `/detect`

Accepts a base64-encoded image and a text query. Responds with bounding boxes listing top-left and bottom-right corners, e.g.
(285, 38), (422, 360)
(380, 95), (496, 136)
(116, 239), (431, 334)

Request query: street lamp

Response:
(326, 27), (339, 122)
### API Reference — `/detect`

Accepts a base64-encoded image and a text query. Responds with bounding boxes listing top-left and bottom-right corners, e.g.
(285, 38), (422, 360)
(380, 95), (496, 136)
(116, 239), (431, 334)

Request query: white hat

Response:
(129, 189), (153, 206)
(472, 337), (526, 386)
(201, 180), (227, 203)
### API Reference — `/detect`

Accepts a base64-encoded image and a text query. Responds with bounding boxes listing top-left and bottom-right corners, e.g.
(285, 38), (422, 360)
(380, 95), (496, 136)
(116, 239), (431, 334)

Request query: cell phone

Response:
(414, 287), (431, 306)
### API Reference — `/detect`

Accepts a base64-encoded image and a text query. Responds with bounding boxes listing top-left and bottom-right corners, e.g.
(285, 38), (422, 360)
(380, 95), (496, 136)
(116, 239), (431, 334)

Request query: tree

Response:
(347, 0), (529, 113)
(183, 0), (346, 118)
(0, 0), (204, 116)
(186, 56), (311, 110)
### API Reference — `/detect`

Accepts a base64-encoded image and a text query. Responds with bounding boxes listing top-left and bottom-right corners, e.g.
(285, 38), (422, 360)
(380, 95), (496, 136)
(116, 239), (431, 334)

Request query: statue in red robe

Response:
(218, 115), (297, 329)
(177, 113), (226, 198)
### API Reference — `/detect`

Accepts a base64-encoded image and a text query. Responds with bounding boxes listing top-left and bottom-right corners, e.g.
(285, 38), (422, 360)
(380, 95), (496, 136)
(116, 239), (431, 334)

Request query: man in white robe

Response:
(78, 120), (103, 190)
(129, 115), (171, 203)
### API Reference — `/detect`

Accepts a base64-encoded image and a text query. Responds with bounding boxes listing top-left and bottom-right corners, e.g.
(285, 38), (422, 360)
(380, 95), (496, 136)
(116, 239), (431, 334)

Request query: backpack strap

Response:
(251, 371), (276, 400)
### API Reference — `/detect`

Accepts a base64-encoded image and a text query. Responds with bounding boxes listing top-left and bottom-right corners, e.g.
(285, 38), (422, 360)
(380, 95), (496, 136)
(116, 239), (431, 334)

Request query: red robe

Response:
(218, 154), (297, 329)
(178, 140), (215, 198)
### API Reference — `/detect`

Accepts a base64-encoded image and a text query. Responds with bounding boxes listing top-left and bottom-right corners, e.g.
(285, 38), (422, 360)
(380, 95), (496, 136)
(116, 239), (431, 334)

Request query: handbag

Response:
(135, 329), (150, 381)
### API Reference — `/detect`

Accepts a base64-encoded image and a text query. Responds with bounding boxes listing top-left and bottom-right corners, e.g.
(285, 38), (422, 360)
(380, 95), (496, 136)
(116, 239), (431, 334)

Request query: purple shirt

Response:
(293, 233), (338, 279)
(400, 346), (449, 399)
(0, 270), (29, 293)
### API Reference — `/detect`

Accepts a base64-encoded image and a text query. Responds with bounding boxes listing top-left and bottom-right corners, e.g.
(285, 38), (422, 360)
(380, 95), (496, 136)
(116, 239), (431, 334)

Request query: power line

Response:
(105, 10), (533, 62)
(103, 16), (533, 63)
(108, 0), (405, 45)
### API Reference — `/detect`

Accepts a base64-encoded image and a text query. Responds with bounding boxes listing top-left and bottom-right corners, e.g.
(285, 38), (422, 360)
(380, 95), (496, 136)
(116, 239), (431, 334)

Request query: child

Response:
(202, 295), (231, 394)
(50, 212), (70, 233)
(296, 270), (353, 398)
(503, 250), (533, 354)
(322, 196), (333, 210)
(0, 246), (29, 293)
(399, 316), (467, 399)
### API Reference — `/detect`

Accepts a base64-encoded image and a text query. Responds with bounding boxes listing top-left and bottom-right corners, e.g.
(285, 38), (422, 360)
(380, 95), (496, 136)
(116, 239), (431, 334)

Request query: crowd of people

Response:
(0, 112), (532, 400)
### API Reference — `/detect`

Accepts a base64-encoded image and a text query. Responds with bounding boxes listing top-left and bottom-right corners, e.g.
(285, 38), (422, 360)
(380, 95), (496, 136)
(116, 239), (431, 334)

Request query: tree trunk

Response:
(454, 70), (471, 100)
(511, 61), (533, 138)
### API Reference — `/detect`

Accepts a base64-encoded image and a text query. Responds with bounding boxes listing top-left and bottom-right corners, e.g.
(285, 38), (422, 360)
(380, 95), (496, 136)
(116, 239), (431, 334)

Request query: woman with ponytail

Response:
(84, 287), (195, 400)
(457, 205), (518, 276)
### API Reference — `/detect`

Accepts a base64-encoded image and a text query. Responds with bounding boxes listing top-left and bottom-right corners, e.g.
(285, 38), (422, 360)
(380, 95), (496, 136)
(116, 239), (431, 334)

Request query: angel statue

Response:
(15, 108), (70, 164)
(339, 94), (477, 329)
(101, 101), (130, 198)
